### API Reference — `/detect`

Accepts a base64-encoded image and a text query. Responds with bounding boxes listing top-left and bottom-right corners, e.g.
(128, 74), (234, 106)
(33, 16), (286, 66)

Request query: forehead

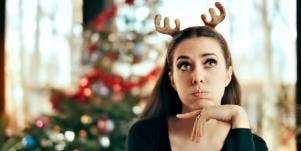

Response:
(173, 37), (223, 58)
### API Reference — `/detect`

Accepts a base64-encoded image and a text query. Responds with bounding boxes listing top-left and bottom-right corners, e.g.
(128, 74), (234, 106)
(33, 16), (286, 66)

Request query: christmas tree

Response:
(3, 0), (164, 150)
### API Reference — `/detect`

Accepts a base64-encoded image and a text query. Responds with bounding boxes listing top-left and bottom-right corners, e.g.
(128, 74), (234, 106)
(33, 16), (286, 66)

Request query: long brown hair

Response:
(140, 26), (241, 119)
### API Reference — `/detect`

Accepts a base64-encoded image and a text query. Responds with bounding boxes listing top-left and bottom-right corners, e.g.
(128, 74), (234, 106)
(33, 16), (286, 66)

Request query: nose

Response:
(191, 66), (205, 85)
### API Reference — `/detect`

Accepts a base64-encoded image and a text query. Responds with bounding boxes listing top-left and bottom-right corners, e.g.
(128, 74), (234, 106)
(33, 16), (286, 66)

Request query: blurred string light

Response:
(99, 136), (110, 148)
(132, 105), (143, 115)
(64, 131), (75, 142)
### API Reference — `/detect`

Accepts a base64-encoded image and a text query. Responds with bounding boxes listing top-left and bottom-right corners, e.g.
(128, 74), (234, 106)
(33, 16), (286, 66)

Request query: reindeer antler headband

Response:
(155, 2), (226, 36)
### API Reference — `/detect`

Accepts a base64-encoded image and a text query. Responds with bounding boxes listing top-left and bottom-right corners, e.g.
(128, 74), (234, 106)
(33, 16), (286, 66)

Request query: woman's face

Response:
(169, 37), (232, 112)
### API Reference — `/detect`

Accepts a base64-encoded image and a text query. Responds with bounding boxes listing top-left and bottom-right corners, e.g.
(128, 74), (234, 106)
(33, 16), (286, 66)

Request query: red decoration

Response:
(35, 117), (48, 128)
(50, 95), (60, 110)
(92, 5), (118, 31)
(74, 66), (161, 101)
(79, 130), (87, 138)
(97, 117), (108, 134)
(79, 78), (89, 87)
(107, 52), (116, 60)
(97, 117), (115, 134)
(86, 44), (98, 52)
(83, 88), (92, 97)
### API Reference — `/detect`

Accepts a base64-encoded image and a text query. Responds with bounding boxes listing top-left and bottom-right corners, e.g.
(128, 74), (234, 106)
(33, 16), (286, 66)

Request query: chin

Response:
(192, 99), (217, 108)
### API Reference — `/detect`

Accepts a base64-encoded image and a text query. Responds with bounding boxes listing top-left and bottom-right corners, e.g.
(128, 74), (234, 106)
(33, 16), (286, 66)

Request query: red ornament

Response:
(97, 117), (115, 134)
(112, 84), (121, 92)
(79, 78), (89, 87)
(83, 88), (92, 97)
(97, 117), (108, 133)
(35, 117), (48, 128)
(79, 130), (87, 138)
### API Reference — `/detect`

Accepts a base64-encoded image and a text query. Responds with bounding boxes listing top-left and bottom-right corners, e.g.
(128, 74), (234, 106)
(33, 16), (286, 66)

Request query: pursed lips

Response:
(191, 90), (209, 98)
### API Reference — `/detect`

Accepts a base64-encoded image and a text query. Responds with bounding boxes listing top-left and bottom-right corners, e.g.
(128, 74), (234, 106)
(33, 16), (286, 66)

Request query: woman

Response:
(127, 2), (268, 151)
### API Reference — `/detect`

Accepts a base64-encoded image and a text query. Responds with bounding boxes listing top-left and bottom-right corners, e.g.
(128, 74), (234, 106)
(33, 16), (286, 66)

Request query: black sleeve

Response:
(253, 133), (268, 151)
(222, 128), (268, 151)
(127, 120), (157, 151)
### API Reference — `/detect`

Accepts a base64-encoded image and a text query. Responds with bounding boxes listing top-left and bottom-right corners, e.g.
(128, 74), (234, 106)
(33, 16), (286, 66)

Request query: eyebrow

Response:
(176, 53), (218, 61)
(202, 53), (218, 58)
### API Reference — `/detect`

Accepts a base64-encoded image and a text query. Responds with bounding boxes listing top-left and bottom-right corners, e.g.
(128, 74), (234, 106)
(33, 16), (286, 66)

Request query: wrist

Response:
(231, 106), (250, 129)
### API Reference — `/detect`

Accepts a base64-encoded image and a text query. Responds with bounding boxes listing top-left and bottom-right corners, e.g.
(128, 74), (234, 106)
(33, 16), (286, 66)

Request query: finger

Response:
(193, 114), (201, 142)
(176, 110), (200, 119)
(190, 119), (197, 141)
(193, 116), (200, 142)
(197, 117), (204, 143)
(198, 117), (202, 138)
(195, 115), (201, 142)
(195, 120), (199, 142)
(196, 111), (208, 142)
(190, 115), (196, 140)
(197, 116), (205, 142)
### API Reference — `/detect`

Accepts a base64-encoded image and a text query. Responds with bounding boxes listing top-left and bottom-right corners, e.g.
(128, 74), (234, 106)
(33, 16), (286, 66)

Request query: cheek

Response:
(215, 84), (226, 97)
(173, 73), (187, 89)
(210, 66), (228, 84)
(211, 74), (227, 87)
(172, 72), (190, 97)
(209, 72), (228, 99)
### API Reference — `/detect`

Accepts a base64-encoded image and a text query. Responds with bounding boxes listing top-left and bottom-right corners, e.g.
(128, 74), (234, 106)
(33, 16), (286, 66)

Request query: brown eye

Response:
(204, 59), (217, 67)
(177, 62), (192, 71)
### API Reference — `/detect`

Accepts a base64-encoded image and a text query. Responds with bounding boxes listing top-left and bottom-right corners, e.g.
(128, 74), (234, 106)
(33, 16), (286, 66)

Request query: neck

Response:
(169, 115), (219, 139)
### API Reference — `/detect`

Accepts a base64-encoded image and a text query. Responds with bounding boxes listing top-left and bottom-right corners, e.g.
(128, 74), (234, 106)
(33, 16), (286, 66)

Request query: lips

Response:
(191, 90), (209, 98)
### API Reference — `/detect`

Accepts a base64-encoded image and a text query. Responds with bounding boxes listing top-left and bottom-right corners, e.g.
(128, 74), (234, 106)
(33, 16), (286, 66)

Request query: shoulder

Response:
(252, 134), (268, 151)
(224, 129), (268, 151)
(127, 116), (166, 151)
(128, 116), (164, 135)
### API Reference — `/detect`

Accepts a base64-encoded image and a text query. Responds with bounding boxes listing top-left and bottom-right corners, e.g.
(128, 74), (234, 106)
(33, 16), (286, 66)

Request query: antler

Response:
(154, 14), (180, 36)
(201, 2), (226, 28)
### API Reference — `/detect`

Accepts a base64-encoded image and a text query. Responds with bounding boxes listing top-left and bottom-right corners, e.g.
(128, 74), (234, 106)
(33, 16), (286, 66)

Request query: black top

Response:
(127, 116), (268, 151)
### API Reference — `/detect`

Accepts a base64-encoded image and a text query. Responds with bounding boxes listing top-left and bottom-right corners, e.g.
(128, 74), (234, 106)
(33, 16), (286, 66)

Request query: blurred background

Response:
(0, 0), (299, 150)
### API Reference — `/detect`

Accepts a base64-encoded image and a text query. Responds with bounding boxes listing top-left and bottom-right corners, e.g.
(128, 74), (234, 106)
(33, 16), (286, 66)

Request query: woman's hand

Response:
(176, 105), (250, 142)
